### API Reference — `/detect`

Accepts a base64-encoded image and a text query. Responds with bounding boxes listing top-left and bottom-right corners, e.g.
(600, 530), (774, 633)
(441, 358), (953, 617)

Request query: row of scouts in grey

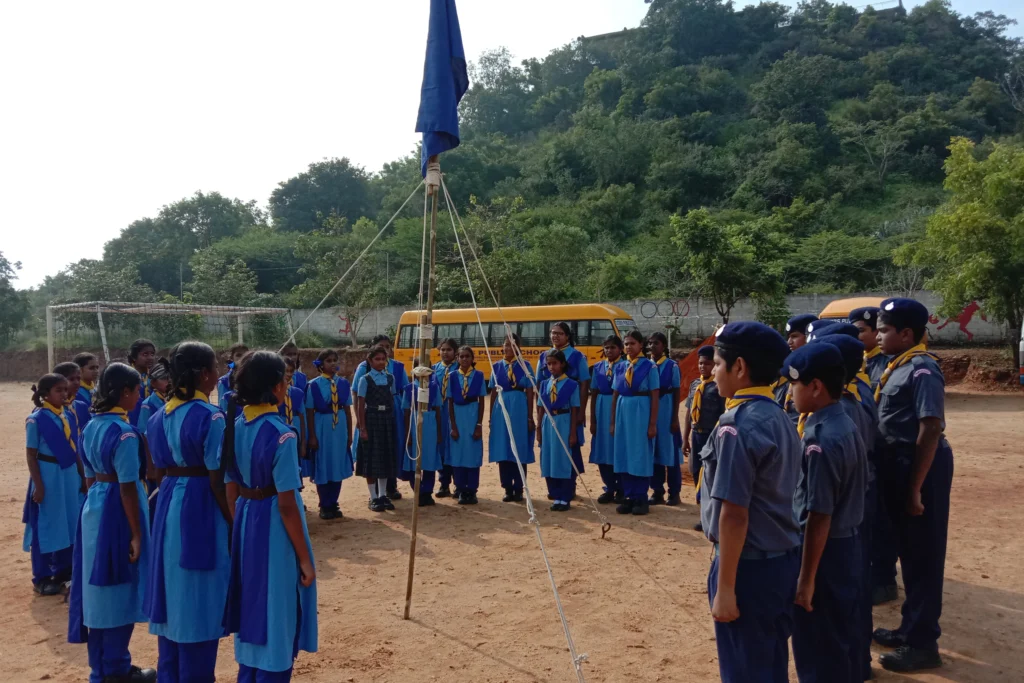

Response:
(694, 298), (953, 681)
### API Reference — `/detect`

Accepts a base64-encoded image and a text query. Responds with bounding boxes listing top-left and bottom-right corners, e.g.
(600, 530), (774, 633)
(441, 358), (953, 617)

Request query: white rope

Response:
(277, 179), (425, 353)
(442, 182), (589, 683)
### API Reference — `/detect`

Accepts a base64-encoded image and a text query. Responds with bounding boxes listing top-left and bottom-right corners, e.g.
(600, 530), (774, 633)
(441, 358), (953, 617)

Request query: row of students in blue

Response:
(74, 351), (102, 405)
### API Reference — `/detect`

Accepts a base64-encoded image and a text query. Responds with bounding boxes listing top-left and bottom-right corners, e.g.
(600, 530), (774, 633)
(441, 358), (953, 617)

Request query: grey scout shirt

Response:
(700, 397), (801, 553)
(793, 401), (868, 538)
(877, 354), (946, 448)
(841, 383), (878, 481)
(685, 378), (724, 433)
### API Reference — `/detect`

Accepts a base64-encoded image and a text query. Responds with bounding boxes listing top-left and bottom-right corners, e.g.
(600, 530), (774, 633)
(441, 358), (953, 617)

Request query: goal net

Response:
(46, 301), (294, 367)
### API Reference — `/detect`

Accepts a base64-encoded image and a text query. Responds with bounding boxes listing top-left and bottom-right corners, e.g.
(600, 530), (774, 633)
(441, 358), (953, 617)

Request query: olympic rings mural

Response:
(639, 299), (691, 319)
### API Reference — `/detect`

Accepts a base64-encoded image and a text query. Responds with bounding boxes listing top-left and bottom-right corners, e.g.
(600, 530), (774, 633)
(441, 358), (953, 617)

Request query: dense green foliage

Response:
(21, 0), (1023, 345)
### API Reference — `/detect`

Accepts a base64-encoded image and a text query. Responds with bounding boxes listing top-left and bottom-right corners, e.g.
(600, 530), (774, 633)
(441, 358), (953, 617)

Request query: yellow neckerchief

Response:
(283, 389), (294, 423)
(154, 389), (167, 403)
(137, 371), (150, 399)
(605, 356), (621, 381)
(101, 407), (130, 423)
(624, 354), (641, 386)
(653, 354), (669, 366)
(874, 343), (935, 401)
(43, 401), (76, 453)
(865, 346), (882, 360)
(724, 386), (776, 411)
(441, 362), (456, 399)
(459, 366), (475, 400)
(165, 390), (210, 414)
(550, 374), (566, 404)
(797, 412), (809, 437)
(770, 375), (789, 393)
(690, 374), (713, 424)
(505, 357), (517, 388)
(845, 373), (871, 405)
(321, 373), (339, 429)
(243, 404), (278, 423)
(81, 380), (95, 392)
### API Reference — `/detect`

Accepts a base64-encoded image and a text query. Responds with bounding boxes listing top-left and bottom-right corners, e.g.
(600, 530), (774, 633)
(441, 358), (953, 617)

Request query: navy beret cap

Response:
(879, 298), (930, 329)
(697, 345), (715, 359)
(848, 306), (879, 328)
(785, 314), (818, 335)
(812, 333), (865, 381)
(781, 342), (845, 383)
(715, 321), (790, 365)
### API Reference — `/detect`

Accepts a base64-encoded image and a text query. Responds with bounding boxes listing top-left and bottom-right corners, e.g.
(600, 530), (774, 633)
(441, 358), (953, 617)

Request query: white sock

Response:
(367, 481), (378, 498)
(378, 478), (389, 496)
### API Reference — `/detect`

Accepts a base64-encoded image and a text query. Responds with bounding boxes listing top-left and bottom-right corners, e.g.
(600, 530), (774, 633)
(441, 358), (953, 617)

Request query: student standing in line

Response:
(69, 362), (156, 683)
(216, 343), (249, 402)
(488, 333), (535, 503)
(871, 298), (954, 673)
(433, 338), (459, 498)
(127, 339), (157, 427)
(537, 350), (581, 512)
(281, 342), (308, 393)
(137, 358), (170, 437)
(143, 342), (231, 683)
(682, 345), (723, 531)
(352, 334), (409, 500)
(771, 315), (817, 419)
(74, 352), (101, 405)
(590, 335), (623, 504)
(698, 322), (800, 683)
(611, 330), (659, 516)
(305, 349), (353, 519)
(536, 322), (590, 497)
(281, 357), (310, 484)
(849, 306), (887, 389)
(402, 361), (443, 507)
(648, 332), (683, 506)
(54, 361), (92, 439)
(24, 373), (83, 596)
(447, 346), (486, 505)
(786, 343), (867, 683)
(355, 345), (400, 512)
(223, 351), (317, 683)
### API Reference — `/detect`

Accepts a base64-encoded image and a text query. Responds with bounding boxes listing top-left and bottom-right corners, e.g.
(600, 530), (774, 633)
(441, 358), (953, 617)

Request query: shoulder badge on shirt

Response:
(913, 368), (932, 378)
(278, 431), (297, 445)
(26, 417), (36, 424)
(211, 412), (225, 421)
(805, 444), (822, 455)
(120, 431), (137, 442)
(718, 425), (738, 437)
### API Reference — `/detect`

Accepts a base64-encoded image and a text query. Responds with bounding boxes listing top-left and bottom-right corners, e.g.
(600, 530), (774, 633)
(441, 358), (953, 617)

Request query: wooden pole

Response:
(404, 158), (440, 620)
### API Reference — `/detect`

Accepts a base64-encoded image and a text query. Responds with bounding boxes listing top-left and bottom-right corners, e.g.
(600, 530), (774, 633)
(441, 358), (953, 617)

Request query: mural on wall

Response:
(929, 301), (986, 342)
(337, 314), (352, 338)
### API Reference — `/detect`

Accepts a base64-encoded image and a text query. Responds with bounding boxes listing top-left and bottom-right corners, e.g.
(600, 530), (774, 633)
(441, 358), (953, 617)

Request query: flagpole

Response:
(404, 156), (440, 620)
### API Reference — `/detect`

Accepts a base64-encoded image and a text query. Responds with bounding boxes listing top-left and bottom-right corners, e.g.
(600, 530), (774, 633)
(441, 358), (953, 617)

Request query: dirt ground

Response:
(1, 381), (1021, 683)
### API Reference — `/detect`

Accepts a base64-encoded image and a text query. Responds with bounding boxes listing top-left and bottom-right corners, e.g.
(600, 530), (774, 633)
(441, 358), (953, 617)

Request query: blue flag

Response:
(415, 0), (468, 177)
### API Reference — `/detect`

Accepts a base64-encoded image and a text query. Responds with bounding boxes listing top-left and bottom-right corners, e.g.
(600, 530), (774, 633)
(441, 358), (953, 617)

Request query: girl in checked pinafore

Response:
(356, 345), (398, 512)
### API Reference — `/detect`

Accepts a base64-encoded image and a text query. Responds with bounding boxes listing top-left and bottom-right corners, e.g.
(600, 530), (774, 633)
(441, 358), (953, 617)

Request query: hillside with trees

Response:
(7, 0), (1024, 348)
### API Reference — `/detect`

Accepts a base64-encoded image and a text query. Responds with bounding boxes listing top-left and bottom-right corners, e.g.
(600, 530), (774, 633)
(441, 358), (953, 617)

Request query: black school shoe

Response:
(872, 584), (899, 605)
(550, 502), (570, 512)
(873, 627), (907, 648)
(458, 491), (478, 505)
(369, 497), (388, 512)
(666, 493), (682, 506)
(632, 499), (650, 516)
(387, 489), (403, 501)
(597, 490), (616, 504)
(502, 488), (515, 503)
(381, 496), (396, 511)
(418, 492), (436, 507)
(692, 521), (703, 532)
(436, 485), (452, 498)
(616, 500), (634, 515)
(649, 493), (666, 505)
(34, 580), (62, 597)
(104, 664), (157, 682)
(512, 491), (525, 502)
(879, 646), (942, 672)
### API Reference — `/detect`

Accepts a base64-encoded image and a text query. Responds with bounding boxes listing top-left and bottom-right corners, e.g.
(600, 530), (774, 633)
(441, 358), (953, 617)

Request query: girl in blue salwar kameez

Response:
(127, 339), (156, 427)
(137, 358), (170, 438)
(402, 363), (443, 506)
(69, 362), (157, 683)
(143, 342), (232, 683)
(305, 349), (353, 520)
(432, 338), (459, 498)
(282, 358), (310, 482)
(648, 333), (683, 506)
(447, 347), (486, 505)
(537, 350), (583, 512)
(611, 331), (660, 516)
(74, 352), (101, 406)
(589, 335), (624, 505)
(224, 351), (317, 683)
(535, 322), (590, 489)
(489, 333), (535, 503)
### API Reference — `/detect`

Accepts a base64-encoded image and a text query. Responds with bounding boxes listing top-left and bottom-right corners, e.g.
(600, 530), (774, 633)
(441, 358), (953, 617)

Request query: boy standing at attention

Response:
(682, 345), (723, 531)
(849, 306), (887, 389)
(699, 322), (801, 683)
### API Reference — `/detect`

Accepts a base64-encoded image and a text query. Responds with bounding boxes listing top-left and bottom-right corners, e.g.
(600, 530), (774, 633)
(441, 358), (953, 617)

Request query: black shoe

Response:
(597, 490), (616, 504)
(319, 508), (335, 520)
(453, 487), (462, 499)
(466, 492), (479, 505)
(879, 646), (942, 672)
(632, 500), (650, 516)
(381, 496), (396, 511)
(649, 493), (666, 505)
(547, 493), (554, 500)
(38, 580), (62, 597)
(418, 492), (435, 507)
(692, 521), (703, 532)
(436, 485), (452, 498)
(616, 500), (634, 515)
(104, 665), (157, 683)
(873, 627), (907, 648)
(512, 491), (524, 502)
(369, 497), (387, 512)
(550, 502), (570, 512)
(872, 584), (899, 605)
(387, 489), (402, 501)
(502, 488), (515, 503)
(666, 493), (682, 506)
(613, 491), (625, 504)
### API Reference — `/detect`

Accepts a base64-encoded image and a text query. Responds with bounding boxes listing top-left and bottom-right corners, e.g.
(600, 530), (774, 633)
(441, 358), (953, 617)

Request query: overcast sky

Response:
(2, 0), (1020, 289)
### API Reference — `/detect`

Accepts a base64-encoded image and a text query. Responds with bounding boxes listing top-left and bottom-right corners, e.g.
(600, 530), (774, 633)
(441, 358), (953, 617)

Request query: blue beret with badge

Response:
(697, 344), (715, 359)
(714, 321), (790, 365)
(807, 320), (860, 341)
(879, 297), (930, 329)
(785, 314), (818, 335)
(781, 341), (845, 384)
(848, 306), (879, 329)
(812, 333), (865, 381)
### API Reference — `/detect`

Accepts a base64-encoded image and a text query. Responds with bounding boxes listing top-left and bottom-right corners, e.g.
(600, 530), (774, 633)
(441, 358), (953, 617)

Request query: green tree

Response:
(187, 251), (259, 306)
(0, 252), (30, 346)
(270, 158), (373, 233)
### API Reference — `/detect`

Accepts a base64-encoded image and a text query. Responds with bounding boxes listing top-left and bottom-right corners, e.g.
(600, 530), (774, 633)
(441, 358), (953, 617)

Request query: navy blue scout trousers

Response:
(597, 463), (619, 495)
(157, 636), (219, 683)
(618, 473), (649, 502)
(237, 664), (293, 682)
(690, 430), (711, 485)
(651, 464), (682, 496)
(30, 539), (72, 585)
(871, 488), (900, 590)
(497, 461), (527, 492)
(708, 548), (799, 683)
(452, 466), (480, 493)
(407, 468), (435, 493)
(792, 535), (863, 683)
(438, 464), (453, 489)
(859, 480), (878, 679)
(316, 481), (342, 509)
(881, 442), (953, 651)
(545, 474), (576, 502)
(87, 624), (135, 683)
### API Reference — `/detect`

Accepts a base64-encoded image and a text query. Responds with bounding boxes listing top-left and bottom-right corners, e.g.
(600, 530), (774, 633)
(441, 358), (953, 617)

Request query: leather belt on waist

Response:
(164, 466), (209, 477)
(624, 391), (651, 397)
(368, 404), (391, 412)
(549, 408), (573, 416)
(36, 454), (59, 464)
(502, 386), (526, 392)
(713, 543), (792, 561)
(93, 473), (119, 484)
(238, 484), (278, 500)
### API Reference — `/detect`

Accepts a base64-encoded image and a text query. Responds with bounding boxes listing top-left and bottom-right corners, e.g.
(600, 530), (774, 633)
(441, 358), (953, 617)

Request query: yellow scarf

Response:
(690, 376), (712, 424)
(605, 357), (620, 382)
(845, 374), (871, 406)
(865, 346), (882, 360)
(624, 355), (641, 386)
(103, 407), (129, 423)
(81, 380), (95, 392)
(43, 401), (76, 453)
(770, 376), (789, 393)
(550, 374), (566, 404)
(874, 344), (935, 401)
(283, 389), (294, 423)
(459, 367), (475, 400)
(797, 412), (809, 437)
(138, 372), (150, 399)
(506, 359), (517, 388)
(243, 404), (278, 422)
(165, 390), (210, 414)
(321, 373), (339, 429)
(441, 362), (456, 400)
(725, 386), (776, 411)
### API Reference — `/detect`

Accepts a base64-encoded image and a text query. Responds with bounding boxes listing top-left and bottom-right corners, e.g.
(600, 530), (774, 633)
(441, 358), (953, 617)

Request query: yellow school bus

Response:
(817, 296), (885, 321)
(394, 304), (638, 380)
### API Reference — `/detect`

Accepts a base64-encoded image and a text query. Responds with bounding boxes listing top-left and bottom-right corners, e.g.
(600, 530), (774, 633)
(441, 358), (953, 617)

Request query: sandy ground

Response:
(0, 381), (1021, 683)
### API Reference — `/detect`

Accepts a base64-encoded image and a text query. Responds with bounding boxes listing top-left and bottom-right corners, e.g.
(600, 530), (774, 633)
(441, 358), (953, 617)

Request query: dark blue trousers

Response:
(497, 461), (527, 492)
(860, 480), (878, 678)
(708, 548), (799, 683)
(882, 442), (954, 651)
(452, 466), (480, 494)
(597, 463), (619, 495)
(157, 636), (219, 683)
(30, 537), (72, 584)
(651, 465), (682, 496)
(619, 473), (649, 502)
(792, 535), (863, 683)
(316, 481), (342, 509)
(438, 464), (453, 488)
(237, 664), (293, 682)
(690, 430), (711, 483)
(87, 623), (135, 683)
(545, 475), (576, 503)
(871, 483), (899, 590)
(407, 468), (435, 493)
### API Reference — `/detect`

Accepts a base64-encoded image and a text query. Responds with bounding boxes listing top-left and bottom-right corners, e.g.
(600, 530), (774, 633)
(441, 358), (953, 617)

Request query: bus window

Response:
(436, 323), (462, 346)
(463, 323), (485, 348)
(588, 319), (614, 345)
(397, 325), (416, 349)
(487, 322), (510, 347)
(575, 321), (590, 345)
(520, 321), (546, 347)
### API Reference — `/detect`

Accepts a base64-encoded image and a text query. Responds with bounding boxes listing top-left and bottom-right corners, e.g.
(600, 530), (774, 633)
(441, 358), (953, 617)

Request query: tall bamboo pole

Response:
(404, 158), (440, 620)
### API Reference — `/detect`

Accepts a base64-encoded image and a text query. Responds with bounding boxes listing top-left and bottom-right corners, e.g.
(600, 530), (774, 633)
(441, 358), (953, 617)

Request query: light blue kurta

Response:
(148, 400), (230, 643)
(653, 359), (682, 467)
(137, 392), (166, 436)
(80, 413), (151, 629)
(539, 377), (580, 479)
(402, 383), (443, 473)
(589, 359), (621, 467)
(229, 412), (318, 672)
(613, 363), (660, 478)
(448, 370), (486, 468)
(488, 361), (535, 465)
(305, 376), (353, 484)
(434, 361), (458, 467)
(23, 410), (81, 554)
